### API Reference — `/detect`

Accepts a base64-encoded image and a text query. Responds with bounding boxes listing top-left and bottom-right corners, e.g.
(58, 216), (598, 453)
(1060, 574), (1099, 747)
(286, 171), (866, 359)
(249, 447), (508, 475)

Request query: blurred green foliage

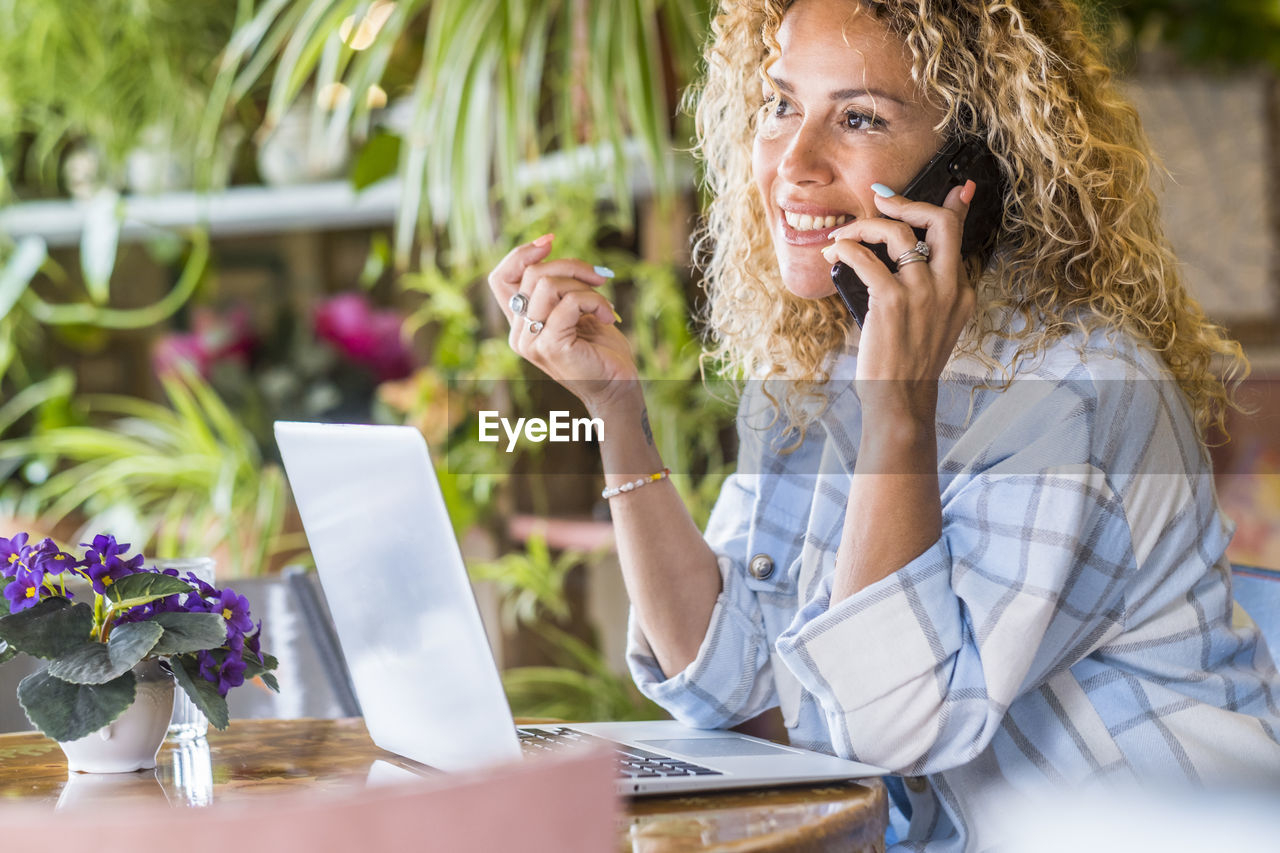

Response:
(0, 0), (237, 194)
(1084, 0), (1280, 71)
(206, 0), (715, 265)
(0, 368), (302, 577)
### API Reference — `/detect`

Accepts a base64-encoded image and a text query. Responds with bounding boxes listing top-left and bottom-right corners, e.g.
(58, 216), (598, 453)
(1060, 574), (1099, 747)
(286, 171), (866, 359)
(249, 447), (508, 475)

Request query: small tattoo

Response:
(641, 408), (654, 446)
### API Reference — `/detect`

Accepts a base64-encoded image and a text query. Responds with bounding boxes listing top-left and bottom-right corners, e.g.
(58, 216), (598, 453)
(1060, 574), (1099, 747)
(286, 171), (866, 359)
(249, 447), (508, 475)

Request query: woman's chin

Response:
(781, 273), (838, 301)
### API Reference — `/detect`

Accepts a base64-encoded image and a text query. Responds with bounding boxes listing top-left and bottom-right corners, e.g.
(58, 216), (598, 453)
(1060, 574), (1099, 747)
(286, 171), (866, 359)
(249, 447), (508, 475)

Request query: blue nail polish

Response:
(593, 265), (615, 278)
(871, 183), (896, 198)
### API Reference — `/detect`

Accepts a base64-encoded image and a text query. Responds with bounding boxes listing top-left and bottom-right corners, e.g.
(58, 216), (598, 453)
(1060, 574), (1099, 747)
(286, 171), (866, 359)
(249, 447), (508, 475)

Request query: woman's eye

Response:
(762, 95), (791, 118)
(843, 110), (879, 131)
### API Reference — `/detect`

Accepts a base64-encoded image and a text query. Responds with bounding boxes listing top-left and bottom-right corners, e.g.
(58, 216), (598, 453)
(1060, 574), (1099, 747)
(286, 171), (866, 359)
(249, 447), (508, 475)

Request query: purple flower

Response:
(30, 539), (75, 576)
(245, 621), (264, 665)
(184, 571), (217, 598)
(196, 649), (248, 697)
(80, 534), (131, 566)
(80, 534), (144, 594)
(0, 533), (31, 579)
(213, 588), (254, 635)
(3, 567), (44, 613)
(180, 571), (217, 614)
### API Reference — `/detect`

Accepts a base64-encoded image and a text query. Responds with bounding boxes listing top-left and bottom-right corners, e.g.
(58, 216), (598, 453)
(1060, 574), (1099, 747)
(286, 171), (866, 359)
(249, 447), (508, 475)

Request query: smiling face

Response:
(752, 0), (947, 299)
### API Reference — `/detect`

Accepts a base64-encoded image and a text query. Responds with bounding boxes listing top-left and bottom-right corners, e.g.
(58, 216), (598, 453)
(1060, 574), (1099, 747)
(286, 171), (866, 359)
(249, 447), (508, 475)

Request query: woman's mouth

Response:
(783, 211), (851, 231)
(780, 210), (853, 246)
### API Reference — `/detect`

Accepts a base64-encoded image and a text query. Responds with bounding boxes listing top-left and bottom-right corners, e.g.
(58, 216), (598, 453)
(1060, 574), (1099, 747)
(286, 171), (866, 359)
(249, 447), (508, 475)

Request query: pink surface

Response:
(6, 747), (619, 853)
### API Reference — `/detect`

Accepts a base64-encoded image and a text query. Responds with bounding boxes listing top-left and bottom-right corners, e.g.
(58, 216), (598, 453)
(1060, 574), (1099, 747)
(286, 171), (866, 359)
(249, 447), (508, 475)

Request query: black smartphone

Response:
(830, 134), (1006, 328)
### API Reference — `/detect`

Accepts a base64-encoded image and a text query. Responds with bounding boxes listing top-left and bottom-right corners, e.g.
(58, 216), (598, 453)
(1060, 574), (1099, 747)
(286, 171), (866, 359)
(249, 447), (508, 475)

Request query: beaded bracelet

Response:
(601, 468), (671, 500)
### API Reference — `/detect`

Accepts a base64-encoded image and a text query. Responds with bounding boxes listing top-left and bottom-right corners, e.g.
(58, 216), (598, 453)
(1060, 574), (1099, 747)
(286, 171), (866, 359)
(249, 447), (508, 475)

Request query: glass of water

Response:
(157, 557), (217, 742)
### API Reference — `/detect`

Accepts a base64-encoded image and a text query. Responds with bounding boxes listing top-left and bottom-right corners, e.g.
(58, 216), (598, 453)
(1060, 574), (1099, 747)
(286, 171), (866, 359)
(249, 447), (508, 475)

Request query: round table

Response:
(0, 719), (887, 852)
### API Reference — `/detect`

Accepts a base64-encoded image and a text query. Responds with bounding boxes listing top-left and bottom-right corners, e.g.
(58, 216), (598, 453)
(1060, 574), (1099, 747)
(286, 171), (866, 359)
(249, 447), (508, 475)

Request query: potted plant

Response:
(0, 532), (278, 773)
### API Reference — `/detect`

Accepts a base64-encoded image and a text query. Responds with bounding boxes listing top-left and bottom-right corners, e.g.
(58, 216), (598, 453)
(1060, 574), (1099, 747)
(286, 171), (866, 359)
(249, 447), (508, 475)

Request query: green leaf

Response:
(170, 655), (229, 730)
(351, 132), (401, 191)
(260, 671), (279, 693)
(241, 648), (278, 683)
(0, 369), (75, 438)
(17, 667), (137, 743)
(80, 189), (121, 305)
(0, 642), (15, 665)
(46, 622), (164, 685)
(0, 597), (94, 659)
(150, 612), (227, 655)
(104, 573), (194, 610)
(0, 236), (46, 324)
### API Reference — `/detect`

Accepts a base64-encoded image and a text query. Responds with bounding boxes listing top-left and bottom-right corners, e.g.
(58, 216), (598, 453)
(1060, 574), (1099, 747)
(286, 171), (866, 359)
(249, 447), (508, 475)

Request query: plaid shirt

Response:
(628, 330), (1280, 851)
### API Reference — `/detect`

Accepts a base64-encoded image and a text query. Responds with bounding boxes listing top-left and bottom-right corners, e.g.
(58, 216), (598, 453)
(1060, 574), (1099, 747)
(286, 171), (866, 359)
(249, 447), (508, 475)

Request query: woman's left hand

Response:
(822, 180), (977, 425)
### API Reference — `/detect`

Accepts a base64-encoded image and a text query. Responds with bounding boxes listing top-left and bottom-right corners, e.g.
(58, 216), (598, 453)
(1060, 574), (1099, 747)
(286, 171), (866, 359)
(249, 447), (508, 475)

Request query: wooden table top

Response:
(0, 718), (887, 852)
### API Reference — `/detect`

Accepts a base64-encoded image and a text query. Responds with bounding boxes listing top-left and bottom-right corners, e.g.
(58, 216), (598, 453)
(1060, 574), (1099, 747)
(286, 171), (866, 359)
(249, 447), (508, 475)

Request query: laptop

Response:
(273, 421), (881, 795)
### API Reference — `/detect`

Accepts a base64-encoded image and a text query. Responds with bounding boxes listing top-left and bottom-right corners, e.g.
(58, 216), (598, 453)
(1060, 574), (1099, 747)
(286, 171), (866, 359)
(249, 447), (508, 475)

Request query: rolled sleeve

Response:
(627, 552), (776, 728)
(775, 465), (1134, 774)
(776, 538), (958, 714)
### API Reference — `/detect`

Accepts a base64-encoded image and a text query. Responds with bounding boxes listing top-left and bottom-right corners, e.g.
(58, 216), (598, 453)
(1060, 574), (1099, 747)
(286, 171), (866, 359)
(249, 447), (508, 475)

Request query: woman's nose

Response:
(776, 122), (834, 186)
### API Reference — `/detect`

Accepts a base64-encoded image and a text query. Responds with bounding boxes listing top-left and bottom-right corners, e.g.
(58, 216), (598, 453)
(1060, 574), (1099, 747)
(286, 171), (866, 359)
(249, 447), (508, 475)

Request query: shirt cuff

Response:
(774, 537), (960, 713)
(626, 553), (774, 728)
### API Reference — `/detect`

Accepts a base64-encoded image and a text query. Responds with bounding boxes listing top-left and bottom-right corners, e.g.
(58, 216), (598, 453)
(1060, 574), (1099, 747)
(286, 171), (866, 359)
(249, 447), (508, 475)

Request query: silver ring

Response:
(896, 253), (929, 267)
(525, 317), (544, 335)
(508, 293), (529, 316)
(896, 241), (930, 266)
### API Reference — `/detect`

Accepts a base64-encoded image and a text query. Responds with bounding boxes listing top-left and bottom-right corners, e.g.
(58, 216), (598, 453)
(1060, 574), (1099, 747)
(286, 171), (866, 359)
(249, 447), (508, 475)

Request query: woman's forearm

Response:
(591, 392), (721, 677)
(832, 412), (942, 603)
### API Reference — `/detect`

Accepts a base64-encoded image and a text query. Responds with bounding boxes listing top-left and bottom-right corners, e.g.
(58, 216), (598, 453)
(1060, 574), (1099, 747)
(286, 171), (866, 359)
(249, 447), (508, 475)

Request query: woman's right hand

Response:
(487, 234), (640, 414)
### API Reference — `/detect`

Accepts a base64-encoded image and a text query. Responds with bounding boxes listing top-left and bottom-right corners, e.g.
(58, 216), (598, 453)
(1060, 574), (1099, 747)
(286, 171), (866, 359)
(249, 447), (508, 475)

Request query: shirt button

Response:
(905, 776), (928, 793)
(748, 554), (774, 580)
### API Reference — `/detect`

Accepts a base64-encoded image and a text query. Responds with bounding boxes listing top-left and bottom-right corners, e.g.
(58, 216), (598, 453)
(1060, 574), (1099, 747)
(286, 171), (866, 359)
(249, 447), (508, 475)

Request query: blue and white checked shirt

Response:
(628, 328), (1280, 851)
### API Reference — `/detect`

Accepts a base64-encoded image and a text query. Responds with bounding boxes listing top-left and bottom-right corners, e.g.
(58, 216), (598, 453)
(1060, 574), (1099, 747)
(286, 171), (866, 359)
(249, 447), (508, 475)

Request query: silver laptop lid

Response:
(274, 421), (521, 771)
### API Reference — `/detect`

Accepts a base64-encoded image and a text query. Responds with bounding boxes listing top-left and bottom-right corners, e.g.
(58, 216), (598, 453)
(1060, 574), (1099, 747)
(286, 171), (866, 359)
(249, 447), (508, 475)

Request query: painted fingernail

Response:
(593, 265), (615, 278)
(532, 233), (554, 247)
(612, 309), (623, 324)
(871, 183), (896, 198)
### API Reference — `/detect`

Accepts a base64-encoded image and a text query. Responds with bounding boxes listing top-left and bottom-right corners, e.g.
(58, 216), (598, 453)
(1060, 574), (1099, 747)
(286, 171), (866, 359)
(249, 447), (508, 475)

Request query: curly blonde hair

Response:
(691, 0), (1246, 439)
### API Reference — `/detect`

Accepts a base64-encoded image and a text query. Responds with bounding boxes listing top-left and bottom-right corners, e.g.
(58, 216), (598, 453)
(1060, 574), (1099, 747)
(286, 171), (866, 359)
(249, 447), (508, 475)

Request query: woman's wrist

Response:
(593, 394), (667, 482)
(583, 377), (645, 423)
(858, 414), (937, 474)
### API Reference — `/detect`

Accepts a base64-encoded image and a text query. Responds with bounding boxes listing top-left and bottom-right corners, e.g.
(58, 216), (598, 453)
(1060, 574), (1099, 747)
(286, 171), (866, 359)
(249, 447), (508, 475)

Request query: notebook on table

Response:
(273, 421), (881, 796)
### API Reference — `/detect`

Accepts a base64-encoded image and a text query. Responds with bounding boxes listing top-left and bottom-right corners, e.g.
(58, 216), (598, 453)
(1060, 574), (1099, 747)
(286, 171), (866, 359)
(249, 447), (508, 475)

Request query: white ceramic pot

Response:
(58, 659), (175, 774)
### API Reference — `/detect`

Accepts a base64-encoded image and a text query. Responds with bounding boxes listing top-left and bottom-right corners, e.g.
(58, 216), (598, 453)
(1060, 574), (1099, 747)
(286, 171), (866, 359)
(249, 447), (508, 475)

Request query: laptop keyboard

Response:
(517, 726), (723, 778)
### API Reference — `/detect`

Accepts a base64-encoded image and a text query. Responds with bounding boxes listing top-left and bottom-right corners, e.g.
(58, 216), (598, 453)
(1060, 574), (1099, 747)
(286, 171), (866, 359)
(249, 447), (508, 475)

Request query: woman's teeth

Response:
(783, 212), (850, 231)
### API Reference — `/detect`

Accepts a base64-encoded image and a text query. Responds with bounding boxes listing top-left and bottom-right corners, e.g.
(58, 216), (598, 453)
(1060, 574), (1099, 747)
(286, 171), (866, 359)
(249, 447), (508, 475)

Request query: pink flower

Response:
(152, 332), (212, 378)
(152, 305), (257, 379)
(193, 305), (256, 363)
(313, 293), (414, 381)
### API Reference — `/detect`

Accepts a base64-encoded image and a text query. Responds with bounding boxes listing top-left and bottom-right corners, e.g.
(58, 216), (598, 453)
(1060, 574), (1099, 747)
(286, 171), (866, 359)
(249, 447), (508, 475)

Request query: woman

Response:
(487, 0), (1280, 847)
